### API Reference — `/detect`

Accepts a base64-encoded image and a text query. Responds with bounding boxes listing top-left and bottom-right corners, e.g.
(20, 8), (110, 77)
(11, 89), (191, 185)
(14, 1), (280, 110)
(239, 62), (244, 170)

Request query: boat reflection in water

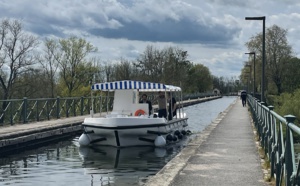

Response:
(78, 145), (178, 185)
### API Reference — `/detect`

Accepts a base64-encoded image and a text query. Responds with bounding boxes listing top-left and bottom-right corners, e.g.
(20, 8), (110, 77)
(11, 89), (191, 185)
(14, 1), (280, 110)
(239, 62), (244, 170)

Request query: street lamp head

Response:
(245, 16), (265, 20)
(245, 52), (255, 55)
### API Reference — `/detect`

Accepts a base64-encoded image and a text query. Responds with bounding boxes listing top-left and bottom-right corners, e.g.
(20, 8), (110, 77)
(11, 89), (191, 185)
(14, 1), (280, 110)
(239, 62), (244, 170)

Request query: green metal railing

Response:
(0, 92), (217, 126)
(248, 95), (300, 186)
(0, 96), (114, 126)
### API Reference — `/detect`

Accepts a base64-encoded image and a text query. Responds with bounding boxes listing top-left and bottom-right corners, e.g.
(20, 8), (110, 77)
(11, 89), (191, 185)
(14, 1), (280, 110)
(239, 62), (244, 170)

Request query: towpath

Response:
(145, 98), (269, 186)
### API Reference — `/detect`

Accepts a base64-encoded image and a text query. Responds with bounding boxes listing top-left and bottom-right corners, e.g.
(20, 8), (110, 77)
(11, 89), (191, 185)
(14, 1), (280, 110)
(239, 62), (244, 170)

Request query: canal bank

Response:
(0, 96), (221, 155)
(145, 98), (268, 186)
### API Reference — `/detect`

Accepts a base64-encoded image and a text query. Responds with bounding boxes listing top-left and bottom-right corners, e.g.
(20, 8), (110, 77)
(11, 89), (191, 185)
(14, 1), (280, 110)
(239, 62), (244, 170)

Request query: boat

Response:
(78, 80), (189, 147)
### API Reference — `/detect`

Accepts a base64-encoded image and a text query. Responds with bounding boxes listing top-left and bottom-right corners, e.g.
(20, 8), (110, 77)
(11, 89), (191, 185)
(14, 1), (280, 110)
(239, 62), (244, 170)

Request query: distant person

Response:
(139, 94), (152, 115)
(240, 91), (247, 107)
(153, 91), (167, 118)
(167, 92), (177, 120)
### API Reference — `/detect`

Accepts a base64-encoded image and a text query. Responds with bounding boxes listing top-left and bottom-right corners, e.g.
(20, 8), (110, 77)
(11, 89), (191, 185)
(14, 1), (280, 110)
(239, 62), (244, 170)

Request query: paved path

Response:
(146, 99), (268, 186)
(0, 115), (86, 139)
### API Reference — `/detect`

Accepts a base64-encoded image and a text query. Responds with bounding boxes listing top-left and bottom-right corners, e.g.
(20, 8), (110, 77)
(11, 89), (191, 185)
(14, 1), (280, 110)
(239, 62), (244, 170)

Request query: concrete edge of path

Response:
(144, 99), (237, 186)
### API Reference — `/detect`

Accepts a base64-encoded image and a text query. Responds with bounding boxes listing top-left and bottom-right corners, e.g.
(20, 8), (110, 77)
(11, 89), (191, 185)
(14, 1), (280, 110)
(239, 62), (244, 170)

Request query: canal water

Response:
(0, 97), (237, 186)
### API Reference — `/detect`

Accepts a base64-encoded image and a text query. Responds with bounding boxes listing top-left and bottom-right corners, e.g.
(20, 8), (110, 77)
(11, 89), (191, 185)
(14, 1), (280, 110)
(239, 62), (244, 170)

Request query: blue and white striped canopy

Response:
(92, 80), (181, 91)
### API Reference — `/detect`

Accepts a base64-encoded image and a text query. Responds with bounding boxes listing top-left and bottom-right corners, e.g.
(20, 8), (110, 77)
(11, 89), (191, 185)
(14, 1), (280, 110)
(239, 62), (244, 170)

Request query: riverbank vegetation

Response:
(243, 24), (300, 120)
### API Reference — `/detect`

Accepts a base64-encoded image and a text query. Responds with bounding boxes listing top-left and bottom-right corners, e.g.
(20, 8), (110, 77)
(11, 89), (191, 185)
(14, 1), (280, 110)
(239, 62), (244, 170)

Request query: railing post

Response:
(255, 99), (260, 130)
(284, 114), (296, 186)
(267, 105), (276, 177)
(23, 97), (28, 124)
(73, 99), (76, 116)
(47, 100), (50, 120)
(261, 102), (267, 149)
(252, 98), (257, 128)
(10, 101), (13, 125)
(264, 106), (269, 154)
(80, 97), (84, 115)
(56, 96), (60, 119)
(66, 99), (69, 118)
(265, 105), (274, 159)
(36, 101), (39, 121)
(258, 101), (264, 143)
(99, 96), (102, 117)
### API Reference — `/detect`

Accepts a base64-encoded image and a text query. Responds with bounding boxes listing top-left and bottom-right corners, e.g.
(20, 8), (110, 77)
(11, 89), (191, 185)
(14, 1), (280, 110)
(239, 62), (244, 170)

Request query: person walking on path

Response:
(240, 90), (247, 107)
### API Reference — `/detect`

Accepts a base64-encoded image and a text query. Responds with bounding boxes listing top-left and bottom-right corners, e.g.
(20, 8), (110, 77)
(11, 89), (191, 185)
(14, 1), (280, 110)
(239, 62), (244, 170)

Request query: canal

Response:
(0, 97), (237, 186)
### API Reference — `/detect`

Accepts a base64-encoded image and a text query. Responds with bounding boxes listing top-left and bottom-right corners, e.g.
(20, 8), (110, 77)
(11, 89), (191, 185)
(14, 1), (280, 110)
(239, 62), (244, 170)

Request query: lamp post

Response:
(245, 16), (265, 102)
(244, 64), (251, 93)
(245, 52), (256, 97)
(244, 74), (250, 93)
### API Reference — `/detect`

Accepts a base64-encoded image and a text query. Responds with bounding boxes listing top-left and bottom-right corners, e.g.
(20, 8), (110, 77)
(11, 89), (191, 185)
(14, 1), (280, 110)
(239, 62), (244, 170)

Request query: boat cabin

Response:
(110, 90), (149, 116)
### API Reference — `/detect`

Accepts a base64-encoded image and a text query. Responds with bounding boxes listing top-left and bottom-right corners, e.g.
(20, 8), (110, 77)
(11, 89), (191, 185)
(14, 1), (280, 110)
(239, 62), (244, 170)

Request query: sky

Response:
(0, 0), (299, 78)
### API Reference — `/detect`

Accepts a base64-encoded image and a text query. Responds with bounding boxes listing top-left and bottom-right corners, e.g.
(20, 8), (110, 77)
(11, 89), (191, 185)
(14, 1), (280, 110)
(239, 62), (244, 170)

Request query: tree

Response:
(56, 37), (97, 96)
(134, 45), (192, 88)
(0, 19), (38, 103)
(37, 38), (60, 98)
(239, 62), (251, 91)
(113, 58), (134, 81)
(164, 47), (191, 87)
(186, 64), (212, 93)
(0, 19), (39, 124)
(246, 24), (292, 95)
(103, 62), (115, 82)
(13, 69), (48, 98)
(134, 45), (165, 82)
(282, 57), (300, 92)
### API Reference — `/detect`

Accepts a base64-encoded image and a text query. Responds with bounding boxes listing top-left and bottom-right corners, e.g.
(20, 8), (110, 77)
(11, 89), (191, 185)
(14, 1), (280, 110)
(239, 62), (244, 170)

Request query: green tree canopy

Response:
(186, 64), (212, 93)
(56, 37), (97, 96)
(246, 24), (292, 95)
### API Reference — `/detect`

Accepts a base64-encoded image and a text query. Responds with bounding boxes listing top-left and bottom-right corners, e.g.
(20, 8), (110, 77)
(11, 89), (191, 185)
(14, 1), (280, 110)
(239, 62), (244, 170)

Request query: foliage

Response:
(12, 69), (51, 98)
(245, 25), (292, 95)
(186, 64), (212, 93)
(112, 58), (135, 81)
(57, 63), (101, 97)
(0, 19), (39, 101)
(213, 76), (240, 94)
(37, 38), (60, 98)
(56, 37), (97, 96)
(134, 45), (165, 82)
(282, 57), (300, 93)
(269, 89), (300, 123)
(0, 18), (39, 123)
(133, 45), (193, 91)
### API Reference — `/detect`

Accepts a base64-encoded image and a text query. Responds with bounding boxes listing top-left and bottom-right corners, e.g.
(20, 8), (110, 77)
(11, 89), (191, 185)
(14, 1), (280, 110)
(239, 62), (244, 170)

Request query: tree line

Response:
(0, 18), (240, 103)
(243, 24), (300, 120)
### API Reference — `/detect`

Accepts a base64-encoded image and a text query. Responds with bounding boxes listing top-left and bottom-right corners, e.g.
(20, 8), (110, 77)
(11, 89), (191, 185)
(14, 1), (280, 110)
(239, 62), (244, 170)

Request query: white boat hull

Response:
(82, 80), (189, 147)
(80, 116), (188, 147)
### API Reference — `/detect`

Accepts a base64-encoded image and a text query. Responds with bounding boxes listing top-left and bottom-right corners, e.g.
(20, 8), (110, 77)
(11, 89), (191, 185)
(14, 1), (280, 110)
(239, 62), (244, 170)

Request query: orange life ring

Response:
(134, 109), (146, 116)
